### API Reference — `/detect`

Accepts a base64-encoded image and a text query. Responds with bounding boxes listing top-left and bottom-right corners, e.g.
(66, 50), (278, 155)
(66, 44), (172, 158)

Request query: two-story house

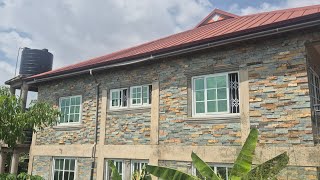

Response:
(20, 5), (320, 180)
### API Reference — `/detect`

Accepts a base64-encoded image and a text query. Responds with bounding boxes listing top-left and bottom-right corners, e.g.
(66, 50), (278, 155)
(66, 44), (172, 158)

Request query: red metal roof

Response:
(31, 4), (320, 79)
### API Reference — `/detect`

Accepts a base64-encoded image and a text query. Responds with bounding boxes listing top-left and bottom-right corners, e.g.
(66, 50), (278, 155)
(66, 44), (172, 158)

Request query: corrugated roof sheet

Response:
(31, 4), (320, 79)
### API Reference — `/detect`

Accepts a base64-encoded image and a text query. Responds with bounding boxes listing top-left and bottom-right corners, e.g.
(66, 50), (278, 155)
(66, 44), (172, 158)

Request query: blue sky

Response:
(0, 0), (320, 89)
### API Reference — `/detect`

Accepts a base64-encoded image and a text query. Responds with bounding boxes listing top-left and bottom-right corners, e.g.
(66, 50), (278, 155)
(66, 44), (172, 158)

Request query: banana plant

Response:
(146, 128), (289, 180)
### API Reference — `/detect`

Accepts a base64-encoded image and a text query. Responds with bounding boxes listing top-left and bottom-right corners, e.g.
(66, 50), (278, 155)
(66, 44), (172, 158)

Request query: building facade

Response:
(26, 6), (320, 180)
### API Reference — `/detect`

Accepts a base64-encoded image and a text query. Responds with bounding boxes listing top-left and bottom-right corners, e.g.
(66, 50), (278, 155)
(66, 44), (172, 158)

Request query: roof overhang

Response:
(26, 14), (320, 85)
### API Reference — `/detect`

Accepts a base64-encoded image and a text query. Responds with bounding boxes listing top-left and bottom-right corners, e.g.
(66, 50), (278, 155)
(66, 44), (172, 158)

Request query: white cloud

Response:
(0, 61), (15, 84)
(0, 0), (212, 87)
(229, 0), (320, 15)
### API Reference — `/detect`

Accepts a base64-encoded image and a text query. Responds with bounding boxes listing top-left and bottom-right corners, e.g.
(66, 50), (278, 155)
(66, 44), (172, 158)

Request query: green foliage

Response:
(146, 128), (289, 180)
(146, 165), (199, 180)
(229, 129), (258, 180)
(132, 167), (151, 180)
(0, 86), (60, 148)
(0, 172), (43, 180)
(191, 152), (221, 180)
(243, 152), (289, 180)
(108, 160), (122, 180)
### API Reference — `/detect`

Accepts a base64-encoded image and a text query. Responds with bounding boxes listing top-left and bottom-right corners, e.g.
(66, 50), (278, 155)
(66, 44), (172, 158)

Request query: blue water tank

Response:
(19, 48), (53, 76)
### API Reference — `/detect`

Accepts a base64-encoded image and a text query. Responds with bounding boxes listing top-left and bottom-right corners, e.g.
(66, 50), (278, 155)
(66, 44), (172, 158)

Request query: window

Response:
(110, 89), (128, 108)
(110, 85), (151, 109)
(131, 160), (148, 176)
(309, 68), (320, 106)
(130, 85), (151, 106)
(193, 164), (232, 180)
(106, 160), (124, 180)
(53, 158), (76, 180)
(59, 96), (82, 124)
(192, 72), (239, 116)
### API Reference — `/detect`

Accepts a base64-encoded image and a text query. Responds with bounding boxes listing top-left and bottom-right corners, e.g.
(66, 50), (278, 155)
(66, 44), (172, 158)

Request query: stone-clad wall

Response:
(36, 29), (318, 146)
(36, 76), (100, 145)
(32, 156), (94, 179)
(32, 156), (51, 179)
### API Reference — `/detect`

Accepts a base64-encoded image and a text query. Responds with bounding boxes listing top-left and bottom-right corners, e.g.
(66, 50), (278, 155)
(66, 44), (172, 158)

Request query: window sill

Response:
(186, 114), (240, 124)
(53, 124), (83, 131)
(108, 106), (151, 115)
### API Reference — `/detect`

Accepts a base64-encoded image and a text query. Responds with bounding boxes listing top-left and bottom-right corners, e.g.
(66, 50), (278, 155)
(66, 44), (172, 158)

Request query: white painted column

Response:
(10, 150), (19, 174)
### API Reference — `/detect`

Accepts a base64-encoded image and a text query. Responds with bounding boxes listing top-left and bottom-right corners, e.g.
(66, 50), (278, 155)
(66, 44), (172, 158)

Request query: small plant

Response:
(108, 161), (151, 180)
(0, 172), (44, 180)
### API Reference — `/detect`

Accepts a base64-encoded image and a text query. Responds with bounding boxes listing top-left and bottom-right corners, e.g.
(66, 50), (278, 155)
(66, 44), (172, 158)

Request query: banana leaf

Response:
(191, 152), (222, 180)
(242, 152), (289, 180)
(108, 160), (122, 180)
(146, 165), (200, 180)
(230, 128), (258, 180)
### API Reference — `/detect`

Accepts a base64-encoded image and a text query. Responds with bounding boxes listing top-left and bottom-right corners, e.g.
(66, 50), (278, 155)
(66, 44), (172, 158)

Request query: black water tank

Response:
(19, 48), (53, 76)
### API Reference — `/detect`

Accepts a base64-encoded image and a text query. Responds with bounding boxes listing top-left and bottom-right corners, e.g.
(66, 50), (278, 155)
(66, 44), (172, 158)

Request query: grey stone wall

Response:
(32, 156), (51, 179)
(31, 156), (94, 180)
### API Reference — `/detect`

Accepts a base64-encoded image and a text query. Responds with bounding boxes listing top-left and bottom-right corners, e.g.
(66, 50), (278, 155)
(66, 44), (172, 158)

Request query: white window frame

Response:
(105, 159), (125, 180)
(110, 88), (128, 109)
(130, 160), (148, 178)
(130, 85), (151, 107)
(52, 157), (77, 180)
(192, 71), (239, 117)
(58, 95), (82, 125)
(192, 163), (232, 180)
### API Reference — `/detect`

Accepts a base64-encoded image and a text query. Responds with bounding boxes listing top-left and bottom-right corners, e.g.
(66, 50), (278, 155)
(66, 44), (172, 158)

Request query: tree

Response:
(0, 86), (60, 148)
(146, 128), (289, 180)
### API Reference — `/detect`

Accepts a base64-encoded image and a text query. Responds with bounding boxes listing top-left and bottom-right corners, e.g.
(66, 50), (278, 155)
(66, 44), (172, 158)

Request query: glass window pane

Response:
(196, 102), (205, 113)
(112, 91), (118, 99)
(75, 114), (80, 122)
(58, 171), (63, 180)
(207, 101), (217, 112)
(65, 99), (70, 106)
(217, 167), (227, 180)
(133, 88), (137, 94)
(218, 100), (228, 112)
(61, 99), (66, 107)
(112, 99), (118, 106)
(217, 88), (227, 99)
(137, 99), (141, 104)
(69, 115), (74, 122)
(75, 106), (80, 113)
(137, 87), (141, 93)
(216, 76), (227, 88)
(196, 91), (204, 101)
(137, 92), (141, 98)
(65, 159), (70, 170)
(54, 171), (58, 180)
(69, 172), (74, 180)
(195, 78), (204, 90)
(76, 97), (81, 105)
(59, 159), (64, 170)
(70, 160), (75, 170)
(71, 98), (76, 105)
(207, 89), (216, 100)
(133, 99), (136, 104)
(70, 106), (75, 114)
(64, 172), (69, 180)
(206, 77), (216, 88)
(143, 98), (148, 104)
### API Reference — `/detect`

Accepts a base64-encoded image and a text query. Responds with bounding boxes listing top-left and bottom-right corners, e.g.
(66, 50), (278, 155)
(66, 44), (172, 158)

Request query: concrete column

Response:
(150, 81), (160, 145)
(96, 89), (108, 180)
(10, 151), (19, 174)
(9, 86), (16, 96)
(0, 151), (6, 173)
(239, 68), (250, 144)
(20, 82), (28, 112)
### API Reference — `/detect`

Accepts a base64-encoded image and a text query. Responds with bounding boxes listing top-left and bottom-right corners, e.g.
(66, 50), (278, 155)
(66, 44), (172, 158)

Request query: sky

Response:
(1, 0), (320, 102)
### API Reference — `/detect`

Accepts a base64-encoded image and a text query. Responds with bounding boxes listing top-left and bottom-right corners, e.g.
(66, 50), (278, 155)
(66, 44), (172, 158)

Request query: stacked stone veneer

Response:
(33, 28), (320, 179)
(31, 156), (94, 179)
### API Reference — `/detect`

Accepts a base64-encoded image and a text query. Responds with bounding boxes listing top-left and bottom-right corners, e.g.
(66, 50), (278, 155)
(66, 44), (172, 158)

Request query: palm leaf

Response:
(242, 152), (289, 180)
(146, 165), (200, 180)
(191, 152), (222, 180)
(108, 160), (122, 180)
(230, 128), (258, 179)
